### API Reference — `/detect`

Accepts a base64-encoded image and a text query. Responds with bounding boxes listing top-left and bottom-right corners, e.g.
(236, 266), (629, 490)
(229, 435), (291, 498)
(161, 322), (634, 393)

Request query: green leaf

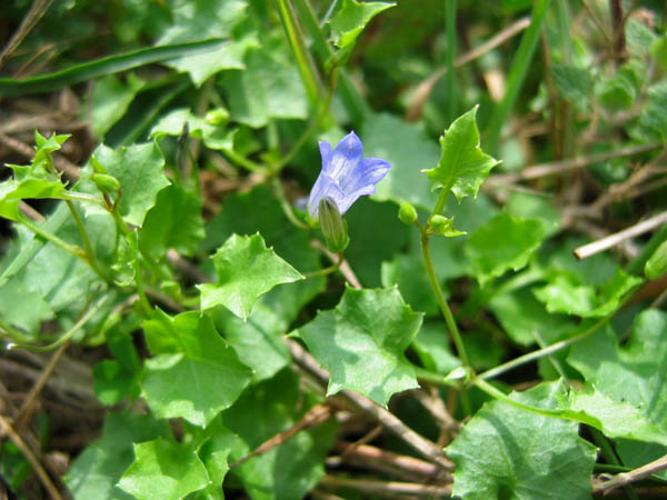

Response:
(595, 71), (636, 111)
(505, 192), (560, 236)
(155, 0), (256, 86)
(139, 185), (205, 258)
(551, 64), (593, 106)
(489, 288), (577, 346)
(223, 369), (336, 500)
(141, 310), (252, 426)
(346, 198), (410, 286)
(423, 106), (499, 201)
(534, 269), (642, 317)
(150, 108), (235, 151)
(631, 80), (667, 142)
(296, 286), (423, 406)
(221, 33), (308, 128)
(382, 253), (437, 314)
(118, 438), (209, 500)
(328, 0), (395, 50)
(465, 213), (546, 285)
(0, 39), (232, 97)
(412, 323), (461, 375)
(89, 74), (145, 138)
(446, 382), (597, 500)
(65, 412), (170, 500)
(362, 113), (438, 210)
(88, 142), (170, 227)
(198, 233), (304, 320)
(568, 309), (667, 442)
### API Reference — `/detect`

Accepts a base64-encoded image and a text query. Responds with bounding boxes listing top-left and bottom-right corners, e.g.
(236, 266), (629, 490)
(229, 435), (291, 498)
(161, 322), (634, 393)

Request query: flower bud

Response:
(319, 197), (349, 253)
(398, 201), (418, 225)
(645, 239), (667, 280)
(92, 173), (120, 194)
(429, 214), (466, 238)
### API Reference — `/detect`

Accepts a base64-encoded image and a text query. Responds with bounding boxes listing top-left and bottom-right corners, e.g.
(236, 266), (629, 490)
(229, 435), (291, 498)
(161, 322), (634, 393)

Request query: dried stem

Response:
(0, 414), (62, 500)
(574, 211), (667, 260)
(286, 339), (453, 471)
(594, 453), (667, 494)
(319, 475), (452, 497)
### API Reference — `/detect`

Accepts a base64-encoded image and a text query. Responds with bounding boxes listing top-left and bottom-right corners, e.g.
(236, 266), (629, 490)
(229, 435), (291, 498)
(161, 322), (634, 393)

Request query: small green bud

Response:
(92, 173), (121, 194)
(205, 107), (230, 125)
(645, 239), (667, 280)
(429, 214), (466, 238)
(398, 201), (418, 225)
(319, 197), (349, 253)
(91, 156), (108, 174)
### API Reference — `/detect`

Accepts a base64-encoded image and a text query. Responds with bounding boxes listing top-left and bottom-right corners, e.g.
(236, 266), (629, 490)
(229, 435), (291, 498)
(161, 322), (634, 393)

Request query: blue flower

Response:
(307, 131), (391, 218)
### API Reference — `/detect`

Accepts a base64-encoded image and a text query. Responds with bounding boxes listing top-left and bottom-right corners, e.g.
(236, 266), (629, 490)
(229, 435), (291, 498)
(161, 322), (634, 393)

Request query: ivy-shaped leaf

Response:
(295, 286), (423, 407)
(465, 212), (546, 285)
(141, 310), (252, 426)
(198, 233), (304, 320)
(446, 382), (597, 500)
(422, 106), (499, 201)
(329, 0), (395, 51)
(568, 309), (667, 446)
(90, 142), (170, 227)
(117, 438), (209, 500)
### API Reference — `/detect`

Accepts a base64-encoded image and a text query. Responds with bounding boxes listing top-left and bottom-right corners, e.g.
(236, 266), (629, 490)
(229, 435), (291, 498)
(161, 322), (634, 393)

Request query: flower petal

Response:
(327, 131), (363, 180)
(319, 141), (333, 171)
(307, 172), (347, 218)
(339, 157), (392, 195)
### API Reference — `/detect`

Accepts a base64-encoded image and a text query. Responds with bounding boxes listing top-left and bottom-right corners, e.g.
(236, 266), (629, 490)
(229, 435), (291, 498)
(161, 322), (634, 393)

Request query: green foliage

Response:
(466, 212), (546, 285)
(423, 106), (499, 201)
(296, 286), (422, 406)
(198, 233), (304, 319)
(142, 311), (252, 426)
(118, 439), (209, 499)
(1, 2), (666, 498)
(447, 382), (597, 499)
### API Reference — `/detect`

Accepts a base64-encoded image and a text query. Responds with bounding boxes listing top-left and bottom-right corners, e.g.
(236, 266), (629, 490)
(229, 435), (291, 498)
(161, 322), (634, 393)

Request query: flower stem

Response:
(431, 189), (449, 216)
(478, 314), (611, 381)
(18, 214), (87, 260)
(65, 200), (110, 283)
(420, 230), (471, 367)
(276, 0), (323, 107)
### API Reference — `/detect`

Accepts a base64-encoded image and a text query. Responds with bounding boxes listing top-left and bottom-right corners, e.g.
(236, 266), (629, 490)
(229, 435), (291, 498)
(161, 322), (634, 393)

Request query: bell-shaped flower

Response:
(307, 131), (391, 218)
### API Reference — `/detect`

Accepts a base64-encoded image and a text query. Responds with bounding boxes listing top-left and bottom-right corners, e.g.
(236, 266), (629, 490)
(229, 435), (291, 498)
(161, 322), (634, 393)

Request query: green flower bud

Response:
(398, 201), (418, 225)
(645, 239), (667, 280)
(319, 197), (349, 253)
(429, 214), (466, 238)
(205, 107), (230, 125)
(92, 173), (120, 194)
(91, 156), (108, 174)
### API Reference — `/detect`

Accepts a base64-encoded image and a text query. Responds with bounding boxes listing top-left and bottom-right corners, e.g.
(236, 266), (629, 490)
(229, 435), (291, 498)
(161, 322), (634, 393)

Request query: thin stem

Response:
(224, 148), (264, 174)
(18, 214), (87, 259)
(272, 176), (309, 229)
(291, 0), (371, 124)
(65, 200), (109, 283)
(420, 230), (470, 367)
(485, 0), (552, 153)
(432, 189), (449, 217)
(8, 294), (109, 352)
(444, 0), (457, 124)
(304, 254), (343, 279)
(479, 315), (610, 380)
(276, 0), (323, 107)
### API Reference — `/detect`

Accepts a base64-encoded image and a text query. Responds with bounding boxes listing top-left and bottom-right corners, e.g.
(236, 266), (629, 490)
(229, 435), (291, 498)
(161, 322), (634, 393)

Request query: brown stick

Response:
(320, 475), (452, 497)
(406, 17), (531, 122)
(573, 211), (667, 260)
(0, 0), (54, 69)
(594, 453), (667, 495)
(230, 403), (332, 468)
(0, 132), (80, 179)
(286, 339), (453, 471)
(14, 342), (69, 431)
(488, 143), (662, 185)
(0, 414), (62, 500)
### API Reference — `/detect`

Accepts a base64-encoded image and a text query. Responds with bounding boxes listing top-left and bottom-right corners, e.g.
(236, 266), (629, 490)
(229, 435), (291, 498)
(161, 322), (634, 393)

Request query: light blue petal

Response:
(319, 141), (333, 171)
(339, 157), (391, 195)
(307, 172), (346, 217)
(328, 131), (363, 180)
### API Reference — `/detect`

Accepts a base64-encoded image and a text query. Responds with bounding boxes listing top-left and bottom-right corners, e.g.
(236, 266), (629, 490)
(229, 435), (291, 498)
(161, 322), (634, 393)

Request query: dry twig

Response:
(594, 453), (667, 495)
